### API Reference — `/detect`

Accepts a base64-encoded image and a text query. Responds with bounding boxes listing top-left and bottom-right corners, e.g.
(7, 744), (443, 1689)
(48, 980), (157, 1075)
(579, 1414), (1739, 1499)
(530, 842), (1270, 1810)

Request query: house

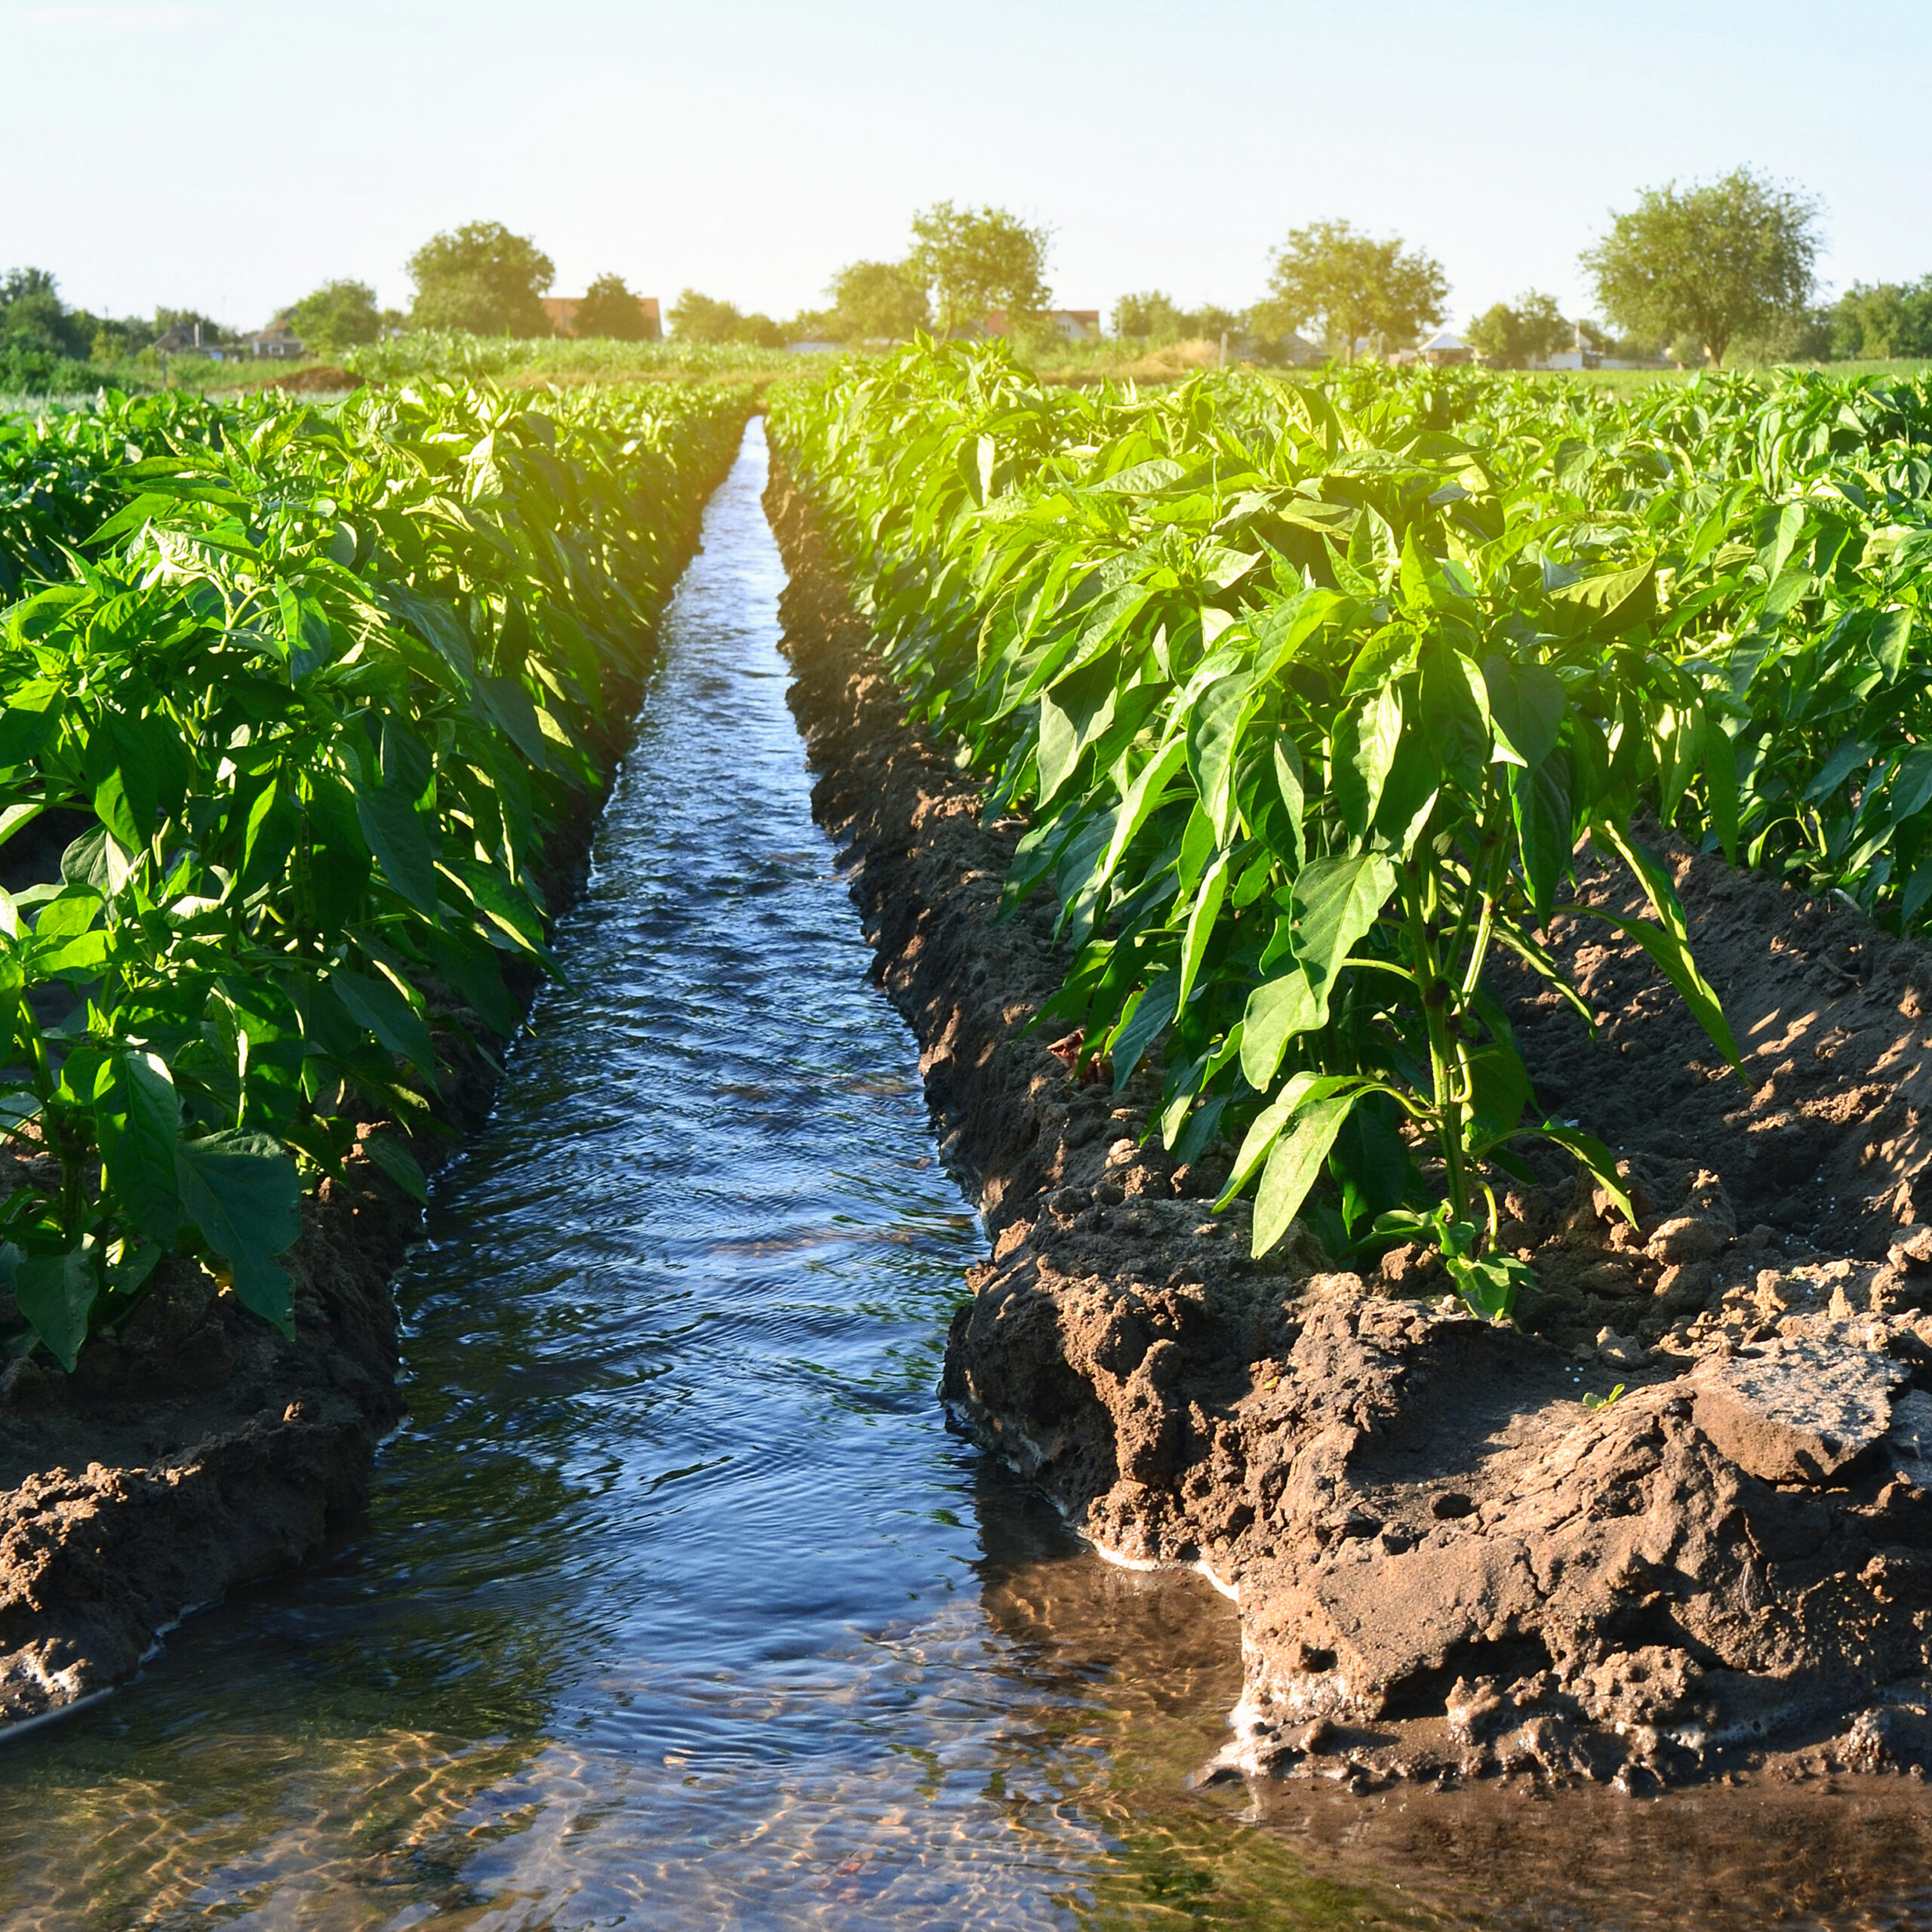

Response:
(244, 313), (305, 360)
(149, 321), (220, 359)
(542, 294), (663, 340)
(982, 308), (1101, 343)
(1420, 331), (1473, 368)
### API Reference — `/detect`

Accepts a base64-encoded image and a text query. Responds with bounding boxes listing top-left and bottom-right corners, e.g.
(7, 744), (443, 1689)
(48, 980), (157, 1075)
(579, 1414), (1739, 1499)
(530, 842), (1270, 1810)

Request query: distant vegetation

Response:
(11, 169), (1932, 407)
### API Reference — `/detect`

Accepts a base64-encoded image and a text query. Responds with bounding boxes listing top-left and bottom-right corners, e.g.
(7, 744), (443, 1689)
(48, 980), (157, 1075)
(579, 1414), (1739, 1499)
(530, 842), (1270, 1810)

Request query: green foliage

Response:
(574, 272), (655, 342)
(407, 221), (555, 337)
(908, 202), (1052, 337)
(1580, 168), (1821, 369)
(341, 332), (811, 384)
(667, 291), (783, 347)
(1465, 291), (1572, 368)
(1253, 220), (1447, 360)
(288, 279), (382, 352)
(1112, 291), (1244, 347)
(768, 343), (1747, 1316)
(1830, 279), (1932, 361)
(0, 377), (746, 1367)
(828, 260), (930, 343)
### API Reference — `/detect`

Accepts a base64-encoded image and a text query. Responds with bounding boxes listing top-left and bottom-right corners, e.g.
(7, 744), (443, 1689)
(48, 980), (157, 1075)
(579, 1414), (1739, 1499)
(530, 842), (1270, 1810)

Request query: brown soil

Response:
(258, 365), (359, 395)
(768, 457), (1932, 1792)
(0, 432), (743, 1732)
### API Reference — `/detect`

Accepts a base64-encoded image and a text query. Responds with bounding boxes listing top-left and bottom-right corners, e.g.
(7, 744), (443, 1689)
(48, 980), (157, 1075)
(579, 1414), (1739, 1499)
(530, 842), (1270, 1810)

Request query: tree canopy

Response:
(828, 259), (930, 342)
(575, 272), (654, 341)
(667, 290), (783, 347)
(0, 269), (91, 361)
(289, 279), (382, 352)
(1580, 168), (1820, 369)
(1251, 221), (1447, 361)
(1464, 290), (1572, 367)
(1828, 278), (1932, 361)
(1110, 290), (1242, 344)
(908, 202), (1051, 336)
(407, 221), (555, 337)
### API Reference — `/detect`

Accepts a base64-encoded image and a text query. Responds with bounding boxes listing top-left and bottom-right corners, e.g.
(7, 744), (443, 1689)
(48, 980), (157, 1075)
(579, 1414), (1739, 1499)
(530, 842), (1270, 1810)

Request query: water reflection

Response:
(1, 423), (1930, 1932)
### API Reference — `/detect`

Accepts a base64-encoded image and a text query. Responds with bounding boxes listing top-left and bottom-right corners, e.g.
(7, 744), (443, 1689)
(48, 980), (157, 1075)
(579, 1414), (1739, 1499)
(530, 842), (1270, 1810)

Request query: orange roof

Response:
(542, 294), (662, 339)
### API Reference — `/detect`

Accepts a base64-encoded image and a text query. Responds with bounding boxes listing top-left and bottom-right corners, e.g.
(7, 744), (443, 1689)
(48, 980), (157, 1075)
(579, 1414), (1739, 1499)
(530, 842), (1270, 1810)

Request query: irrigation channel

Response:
(2, 421), (1932, 1931)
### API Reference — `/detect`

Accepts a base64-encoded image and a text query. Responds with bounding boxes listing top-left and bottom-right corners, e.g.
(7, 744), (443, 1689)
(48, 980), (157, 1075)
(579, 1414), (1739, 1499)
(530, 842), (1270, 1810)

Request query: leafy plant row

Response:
(766, 343), (1838, 1312)
(0, 378), (747, 1367)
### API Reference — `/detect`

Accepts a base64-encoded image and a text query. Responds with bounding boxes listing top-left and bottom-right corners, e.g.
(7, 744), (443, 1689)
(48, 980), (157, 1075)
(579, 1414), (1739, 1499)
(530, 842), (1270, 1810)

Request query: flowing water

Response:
(4, 423), (1932, 1930)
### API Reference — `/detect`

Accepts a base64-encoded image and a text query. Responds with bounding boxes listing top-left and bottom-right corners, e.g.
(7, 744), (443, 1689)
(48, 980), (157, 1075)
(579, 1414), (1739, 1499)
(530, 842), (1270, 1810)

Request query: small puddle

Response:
(0, 422), (1929, 1929)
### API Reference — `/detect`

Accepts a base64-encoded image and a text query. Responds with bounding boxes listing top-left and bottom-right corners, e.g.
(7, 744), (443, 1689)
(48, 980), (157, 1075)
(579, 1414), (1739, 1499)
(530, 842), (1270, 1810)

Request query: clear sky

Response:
(5, 0), (1928, 334)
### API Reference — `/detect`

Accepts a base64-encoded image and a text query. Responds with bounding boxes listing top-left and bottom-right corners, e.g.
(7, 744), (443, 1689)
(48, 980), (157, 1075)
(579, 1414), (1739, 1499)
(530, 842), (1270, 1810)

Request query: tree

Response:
(1579, 168), (1820, 369)
(828, 259), (929, 341)
(1112, 290), (1186, 340)
(0, 269), (91, 361)
(289, 278), (381, 352)
(1252, 221), (1447, 361)
(574, 271), (654, 340)
(406, 220), (554, 337)
(908, 202), (1051, 336)
(735, 312), (786, 349)
(669, 289), (743, 343)
(1830, 278), (1932, 361)
(1464, 289), (1572, 367)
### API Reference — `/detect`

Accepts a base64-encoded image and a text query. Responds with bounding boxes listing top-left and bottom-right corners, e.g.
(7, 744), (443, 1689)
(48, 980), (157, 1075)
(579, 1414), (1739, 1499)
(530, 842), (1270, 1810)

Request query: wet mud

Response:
(0, 437), (740, 1730)
(768, 456), (1932, 1793)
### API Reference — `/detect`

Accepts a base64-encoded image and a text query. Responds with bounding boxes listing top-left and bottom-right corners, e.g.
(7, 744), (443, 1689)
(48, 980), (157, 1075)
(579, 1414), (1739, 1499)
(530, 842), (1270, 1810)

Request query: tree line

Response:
(4, 168), (1926, 384)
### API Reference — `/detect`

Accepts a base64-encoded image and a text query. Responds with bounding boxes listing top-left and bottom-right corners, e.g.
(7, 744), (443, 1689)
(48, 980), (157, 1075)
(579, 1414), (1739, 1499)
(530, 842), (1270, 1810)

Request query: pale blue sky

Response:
(5, 0), (1927, 334)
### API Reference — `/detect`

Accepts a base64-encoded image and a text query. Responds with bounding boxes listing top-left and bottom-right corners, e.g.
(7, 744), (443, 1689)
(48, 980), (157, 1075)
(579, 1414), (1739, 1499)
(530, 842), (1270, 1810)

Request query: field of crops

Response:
(770, 344), (1932, 1309)
(0, 379), (746, 1369)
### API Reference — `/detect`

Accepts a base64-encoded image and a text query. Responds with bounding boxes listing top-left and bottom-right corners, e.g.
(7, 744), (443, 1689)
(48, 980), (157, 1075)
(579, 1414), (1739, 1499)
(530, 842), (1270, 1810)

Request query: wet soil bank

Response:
(768, 458), (1932, 1793)
(0, 434), (744, 1733)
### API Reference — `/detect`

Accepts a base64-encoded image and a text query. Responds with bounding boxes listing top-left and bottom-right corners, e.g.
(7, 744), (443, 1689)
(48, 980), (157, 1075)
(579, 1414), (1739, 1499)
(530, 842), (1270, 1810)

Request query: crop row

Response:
(0, 380), (747, 1367)
(768, 345), (1932, 1309)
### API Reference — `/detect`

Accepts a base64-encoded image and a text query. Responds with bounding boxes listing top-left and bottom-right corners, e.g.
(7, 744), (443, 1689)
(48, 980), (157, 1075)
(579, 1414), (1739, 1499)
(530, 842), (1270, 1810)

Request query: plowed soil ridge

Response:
(768, 457), (1932, 1791)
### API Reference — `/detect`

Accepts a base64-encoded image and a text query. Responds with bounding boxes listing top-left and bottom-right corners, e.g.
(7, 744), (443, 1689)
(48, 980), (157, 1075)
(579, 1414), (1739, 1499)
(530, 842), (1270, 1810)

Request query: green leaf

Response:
(175, 1130), (300, 1337)
(0, 679), (61, 767)
(1419, 641), (1491, 786)
(1482, 657), (1565, 771)
(1537, 1124), (1636, 1225)
(1220, 1069), (1367, 1202)
(1332, 686), (1402, 839)
(1109, 971), (1180, 1089)
(1186, 672), (1254, 846)
(1586, 820), (1746, 1078)
(14, 1244), (99, 1373)
(331, 968), (437, 1075)
(1545, 560), (1655, 637)
(1291, 853), (1397, 1004)
(354, 776), (440, 919)
(361, 1129), (428, 1203)
(94, 1051), (183, 1245)
(1509, 750), (1573, 923)
(1174, 855), (1230, 1017)
(1239, 969), (1324, 1091)
(1272, 737), (1306, 868)
(1253, 1094), (1357, 1257)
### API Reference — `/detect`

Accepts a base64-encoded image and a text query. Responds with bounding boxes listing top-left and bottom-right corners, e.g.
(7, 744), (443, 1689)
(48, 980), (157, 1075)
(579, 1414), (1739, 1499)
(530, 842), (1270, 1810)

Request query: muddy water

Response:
(2, 423), (1930, 1930)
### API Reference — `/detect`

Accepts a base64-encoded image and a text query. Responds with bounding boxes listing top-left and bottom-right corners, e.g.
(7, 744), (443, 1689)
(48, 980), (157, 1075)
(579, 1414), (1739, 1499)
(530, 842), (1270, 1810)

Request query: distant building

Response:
(983, 308), (1102, 343)
(1420, 331), (1473, 368)
(1269, 331), (1323, 367)
(244, 313), (306, 360)
(543, 294), (663, 340)
(150, 321), (220, 359)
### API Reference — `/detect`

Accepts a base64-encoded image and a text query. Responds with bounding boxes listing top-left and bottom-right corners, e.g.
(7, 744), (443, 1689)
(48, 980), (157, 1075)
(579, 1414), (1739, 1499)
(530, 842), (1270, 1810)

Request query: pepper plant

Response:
(0, 378), (747, 1367)
(771, 343), (1748, 1315)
